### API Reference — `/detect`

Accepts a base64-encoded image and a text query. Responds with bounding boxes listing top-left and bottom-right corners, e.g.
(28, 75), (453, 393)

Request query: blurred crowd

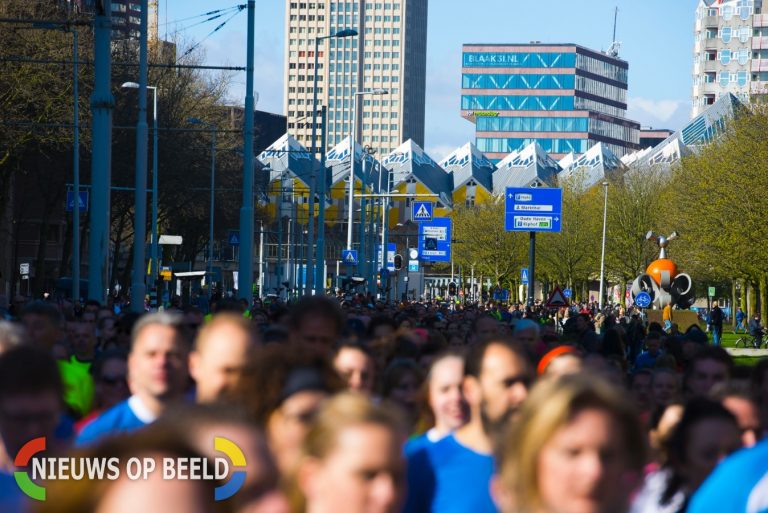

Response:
(0, 293), (766, 513)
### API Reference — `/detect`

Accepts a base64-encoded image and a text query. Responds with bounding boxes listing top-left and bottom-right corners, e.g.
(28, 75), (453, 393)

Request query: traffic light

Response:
(394, 254), (403, 270)
(448, 282), (457, 296)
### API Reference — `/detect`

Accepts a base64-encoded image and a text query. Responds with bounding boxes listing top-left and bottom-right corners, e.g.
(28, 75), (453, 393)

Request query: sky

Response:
(164, 0), (698, 160)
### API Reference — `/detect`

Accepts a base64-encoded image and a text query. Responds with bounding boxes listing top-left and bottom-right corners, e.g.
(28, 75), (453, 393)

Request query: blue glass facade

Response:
(462, 73), (575, 89)
(463, 52), (577, 68)
(462, 95), (574, 111)
(476, 117), (588, 132)
(477, 138), (589, 154)
(462, 45), (639, 157)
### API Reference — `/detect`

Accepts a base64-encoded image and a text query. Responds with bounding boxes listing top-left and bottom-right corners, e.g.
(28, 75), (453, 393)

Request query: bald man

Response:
(189, 313), (260, 403)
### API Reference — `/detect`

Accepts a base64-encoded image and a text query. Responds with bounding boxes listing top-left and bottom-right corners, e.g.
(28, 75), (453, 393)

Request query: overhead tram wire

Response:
(0, 5), (248, 73)
(160, 5), (245, 27)
(178, 6), (247, 61)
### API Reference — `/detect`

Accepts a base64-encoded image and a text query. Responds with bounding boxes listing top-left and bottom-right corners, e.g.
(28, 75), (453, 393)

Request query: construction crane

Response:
(606, 6), (621, 58)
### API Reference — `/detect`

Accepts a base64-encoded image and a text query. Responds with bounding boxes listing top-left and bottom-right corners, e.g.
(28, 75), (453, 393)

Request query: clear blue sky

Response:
(165, 0), (698, 159)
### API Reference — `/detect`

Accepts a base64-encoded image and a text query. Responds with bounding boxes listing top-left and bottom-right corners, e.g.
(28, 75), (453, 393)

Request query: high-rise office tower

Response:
(692, 0), (768, 117)
(461, 43), (640, 161)
(284, 1), (427, 157)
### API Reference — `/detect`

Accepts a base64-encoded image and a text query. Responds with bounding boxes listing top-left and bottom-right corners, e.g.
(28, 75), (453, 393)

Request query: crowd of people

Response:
(0, 293), (766, 513)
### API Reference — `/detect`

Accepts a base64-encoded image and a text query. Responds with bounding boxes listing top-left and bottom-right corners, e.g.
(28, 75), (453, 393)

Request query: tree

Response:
(537, 170), (602, 300)
(663, 104), (768, 315)
(0, 1), (95, 295)
(452, 201), (528, 288)
(603, 165), (666, 304)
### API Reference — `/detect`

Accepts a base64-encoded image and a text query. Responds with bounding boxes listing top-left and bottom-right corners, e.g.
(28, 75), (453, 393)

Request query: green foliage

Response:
(538, 170), (602, 290)
(452, 200), (527, 286)
(604, 166), (664, 283)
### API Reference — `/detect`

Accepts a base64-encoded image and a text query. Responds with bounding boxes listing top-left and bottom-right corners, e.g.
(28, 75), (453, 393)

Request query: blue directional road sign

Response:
(634, 291), (652, 308)
(563, 288), (572, 299)
(66, 190), (89, 213)
(342, 249), (358, 266)
(505, 187), (563, 233)
(493, 288), (510, 302)
(411, 201), (434, 222)
(521, 268), (529, 284)
(228, 231), (240, 246)
(386, 242), (396, 271)
(418, 217), (452, 263)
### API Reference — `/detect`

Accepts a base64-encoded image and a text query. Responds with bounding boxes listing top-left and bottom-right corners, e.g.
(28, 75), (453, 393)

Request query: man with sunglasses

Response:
(74, 350), (129, 434)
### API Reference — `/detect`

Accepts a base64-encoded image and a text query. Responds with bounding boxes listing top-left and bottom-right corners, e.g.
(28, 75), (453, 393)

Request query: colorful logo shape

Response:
(14, 437), (47, 501)
(213, 436), (247, 501)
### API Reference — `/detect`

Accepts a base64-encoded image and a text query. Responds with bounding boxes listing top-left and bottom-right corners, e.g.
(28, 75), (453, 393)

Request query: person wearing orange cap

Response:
(537, 346), (582, 379)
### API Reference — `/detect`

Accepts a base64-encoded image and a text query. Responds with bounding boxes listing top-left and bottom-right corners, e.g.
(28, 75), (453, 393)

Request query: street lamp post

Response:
(347, 89), (388, 251)
(121, 82), (159, 308)
(126, 0), (149, 313)
(598, 181), (609, 311)
(188, 118), (217, 300)
(314, 106), (328, 295)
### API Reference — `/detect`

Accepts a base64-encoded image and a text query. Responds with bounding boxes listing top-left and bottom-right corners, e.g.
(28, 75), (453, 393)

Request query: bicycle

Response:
(734, 333), (765, 349)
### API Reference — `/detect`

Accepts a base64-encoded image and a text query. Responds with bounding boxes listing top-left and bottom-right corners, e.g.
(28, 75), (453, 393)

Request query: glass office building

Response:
(461, 44), (640, 160)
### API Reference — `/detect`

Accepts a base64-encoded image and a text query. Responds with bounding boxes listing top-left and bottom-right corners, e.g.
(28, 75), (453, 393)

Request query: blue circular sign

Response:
(634, 291), (652, 308)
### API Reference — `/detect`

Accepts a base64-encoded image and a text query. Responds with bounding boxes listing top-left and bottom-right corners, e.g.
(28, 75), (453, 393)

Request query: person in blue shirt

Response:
(404, 339), (533, 513)
(634, 331), (663, 371)
(0, 347), (69, 513)
(405, 350), (468, 456)
(77, 311), (192, 446)
(735, 307), (747, 333)
(688, 438), (768, 513)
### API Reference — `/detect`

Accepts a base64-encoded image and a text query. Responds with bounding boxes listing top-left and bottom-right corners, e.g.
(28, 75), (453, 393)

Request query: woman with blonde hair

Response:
(294, 392), (406, 513)
(494, 374), (646, 513)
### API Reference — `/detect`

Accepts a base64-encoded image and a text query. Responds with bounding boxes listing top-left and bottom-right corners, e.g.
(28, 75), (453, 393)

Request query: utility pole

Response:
(88, 0), (114, 303)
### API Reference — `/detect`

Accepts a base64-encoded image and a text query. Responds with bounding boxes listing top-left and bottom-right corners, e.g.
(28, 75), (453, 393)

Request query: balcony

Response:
(752, 36), (768, 49)
(751, 81), (768, 95)
(704, 38), (720, 50)
(703, 60), (720, 72)
(753, 14), (768, 27)
(752, 60), (768, 72)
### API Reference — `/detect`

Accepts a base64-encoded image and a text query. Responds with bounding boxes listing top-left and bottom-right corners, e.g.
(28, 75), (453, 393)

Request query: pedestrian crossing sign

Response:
(411, 201), (434, 222)
(342, 249), (358, 266)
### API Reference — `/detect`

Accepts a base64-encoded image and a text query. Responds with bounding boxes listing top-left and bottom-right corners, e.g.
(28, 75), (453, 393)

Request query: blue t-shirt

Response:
(688, 439), (768, 513)
(75, 398), (148, 446)
(0, 470), (26, 513)
(404, 429), (447, 457)
(634, 351), (661, 371)
(403, 433), (497, 513)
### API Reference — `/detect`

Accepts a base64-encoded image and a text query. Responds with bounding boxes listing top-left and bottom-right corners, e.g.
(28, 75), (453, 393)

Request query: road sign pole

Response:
(527, 231), (535, 308)
(72, 28), (80, 303)
(238, 0), (256, 303)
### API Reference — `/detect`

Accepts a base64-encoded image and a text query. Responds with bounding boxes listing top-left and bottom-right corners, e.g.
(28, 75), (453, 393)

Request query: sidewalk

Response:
(725, 348), (768, 357)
